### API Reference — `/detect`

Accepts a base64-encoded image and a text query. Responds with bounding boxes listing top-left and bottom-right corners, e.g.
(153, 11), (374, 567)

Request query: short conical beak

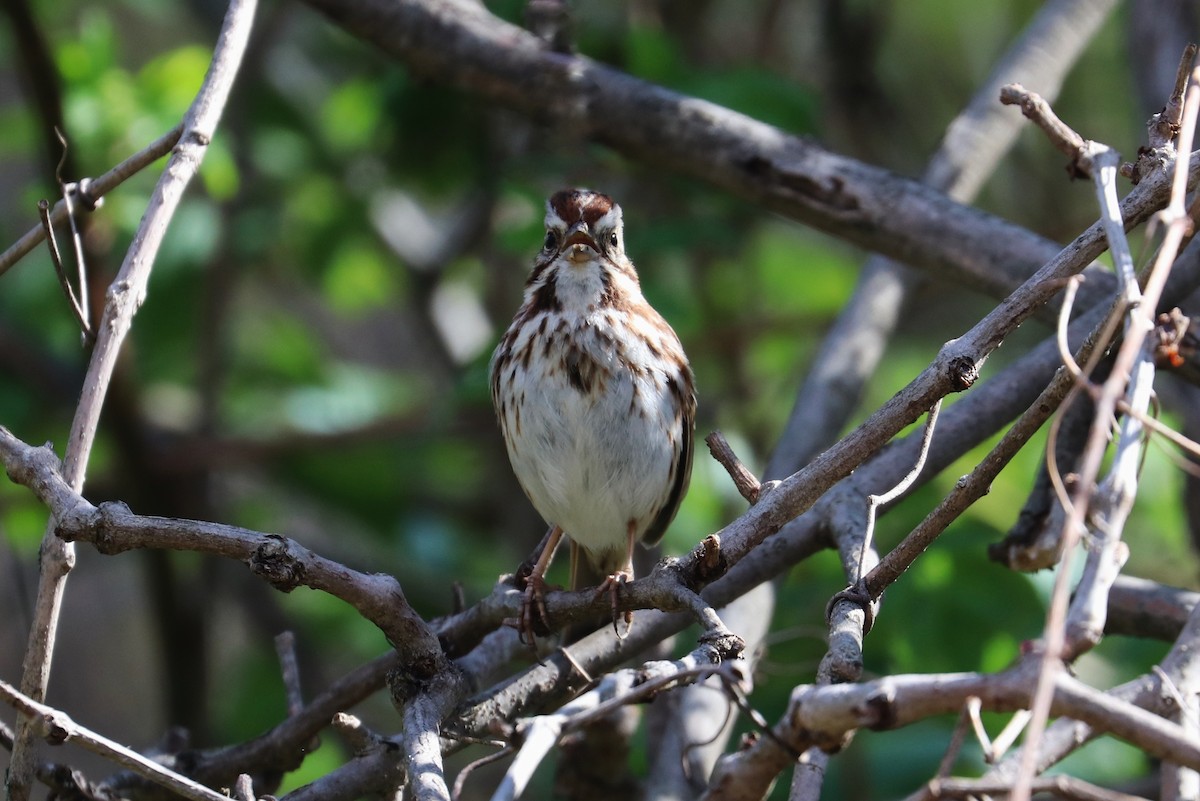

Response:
(563, 224), (598, 263)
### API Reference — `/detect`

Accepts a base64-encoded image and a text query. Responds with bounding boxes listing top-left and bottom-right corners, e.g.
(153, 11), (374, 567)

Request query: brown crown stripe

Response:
(549, 189), (616, 228)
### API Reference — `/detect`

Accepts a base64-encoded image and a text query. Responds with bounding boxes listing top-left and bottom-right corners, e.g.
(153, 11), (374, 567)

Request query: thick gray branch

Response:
(0, 428), (444, 670)
(301, 0), (1119, 307)
(705, 656), (1200, 801)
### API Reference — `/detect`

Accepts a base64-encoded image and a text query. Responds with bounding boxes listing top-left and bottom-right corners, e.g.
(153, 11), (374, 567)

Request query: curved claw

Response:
(595, 570), (634, 639)
(513, 525), (564, 645)
(519, 573), (551, 646)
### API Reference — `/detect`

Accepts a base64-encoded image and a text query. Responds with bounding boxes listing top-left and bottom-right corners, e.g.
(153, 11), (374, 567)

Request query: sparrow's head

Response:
(541, 189), (625, 266)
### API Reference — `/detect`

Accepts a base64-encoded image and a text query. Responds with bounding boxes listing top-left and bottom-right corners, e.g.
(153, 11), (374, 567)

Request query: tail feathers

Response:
(565, 540), (661, 642)
(569, 541), (612, 592)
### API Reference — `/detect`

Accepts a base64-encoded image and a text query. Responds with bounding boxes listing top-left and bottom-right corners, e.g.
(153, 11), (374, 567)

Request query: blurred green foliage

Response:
(0, 1), (1194, 798)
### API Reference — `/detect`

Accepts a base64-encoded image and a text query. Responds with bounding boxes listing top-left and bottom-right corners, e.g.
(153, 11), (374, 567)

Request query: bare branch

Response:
(394, 667), (465, 801)
(1106, 575), (1198, 640)
(300, 0), (1137, 310)
(708, 655), (1200, 801)
(705, 431), (763, 504)
(3, 6), (1195, 799)
(0, 427), (444, 663)
(0, 679), (230, 801)
(1017, 64), (1200, 801)
(36, 198), (91, 343)
(275, 632), (305, 718)
(0, 124), (183, 278)
(769, 0), (1119, 483)
(1149, 42), (1199, 149)
(7, 2), (257, 795)
(853, 398), (942, 587)
(679, 150), (1193, 589)
(699, 236), (1200, 795)
(987, 597), (1200, 785)
(494, 647), (740, 800)
(918, 775), (1153, 801)
(1000, 83), (1090, 177)
(777, 4), (1120, 793)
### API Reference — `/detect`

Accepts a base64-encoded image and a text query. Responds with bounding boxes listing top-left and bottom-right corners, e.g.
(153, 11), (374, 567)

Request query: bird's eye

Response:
(608, 232), (619, 247)
(543, 231), (557, 251)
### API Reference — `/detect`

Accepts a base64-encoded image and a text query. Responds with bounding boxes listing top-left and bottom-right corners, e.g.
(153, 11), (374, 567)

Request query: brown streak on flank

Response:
(641, 368), (696, 547)
(489, 353), (505, 400)
(491, 346), (520, 405)
(599, 267), (641, 312)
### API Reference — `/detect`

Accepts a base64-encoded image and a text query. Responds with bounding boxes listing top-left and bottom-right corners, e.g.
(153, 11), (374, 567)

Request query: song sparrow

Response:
(490, 188), (696, 639)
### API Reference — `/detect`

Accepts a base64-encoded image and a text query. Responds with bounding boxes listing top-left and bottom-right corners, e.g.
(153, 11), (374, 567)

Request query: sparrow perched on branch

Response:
(490, 188), (696, 639)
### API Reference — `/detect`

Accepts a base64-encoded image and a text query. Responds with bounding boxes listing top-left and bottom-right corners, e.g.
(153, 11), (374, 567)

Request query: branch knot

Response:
(249, 534), (307, 592)
(946, 355), (979, 391)
(690, 534), (727, 586)
(90, 502), (132, 555)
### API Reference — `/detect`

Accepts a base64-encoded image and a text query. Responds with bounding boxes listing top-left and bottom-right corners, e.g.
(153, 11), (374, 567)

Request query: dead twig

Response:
(1000, 83), (1090, 177)
(705, 431), (764, 504)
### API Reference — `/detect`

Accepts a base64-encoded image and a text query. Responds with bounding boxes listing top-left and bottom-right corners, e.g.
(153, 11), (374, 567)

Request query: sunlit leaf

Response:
(322, 238), (399, 315)
(320, 79), (383, 154)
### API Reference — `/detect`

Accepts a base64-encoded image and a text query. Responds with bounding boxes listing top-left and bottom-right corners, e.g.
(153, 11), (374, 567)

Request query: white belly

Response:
(498, 331), (681, 570)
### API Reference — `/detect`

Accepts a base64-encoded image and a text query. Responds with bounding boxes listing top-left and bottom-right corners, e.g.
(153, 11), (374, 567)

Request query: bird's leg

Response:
(516, 524), (559, 587)
(519, 525), (563, 644)
(595, 522), (637, 639)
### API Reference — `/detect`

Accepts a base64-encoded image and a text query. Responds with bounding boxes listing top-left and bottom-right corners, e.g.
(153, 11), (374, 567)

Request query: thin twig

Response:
(233, 774), (255, 801)
(1000, 83), (1090, 177)
(61, 192), (92, 341)
(936, 702), (975, 779)
(990, 709), (1033, 762)
(856, 399), (942, 582)
(705, 432), (762, 504)
(1043, 271), (1130, 539)
(275, 632), (304, 718)
(961, 696), (1031, 764)
(5, 3), (258, 799)
(0, 124), (182, 279)
(52, 127), (93, 340)
(37, 198), (91, 341)
(922, 775), (1153, 801)
(1055, 276), (1088, 379)
(0, 679), (230, 801)
(1149, 43), (1199, 149)
(1014, 64), (1200, 801)
(451, 746), (512, 801)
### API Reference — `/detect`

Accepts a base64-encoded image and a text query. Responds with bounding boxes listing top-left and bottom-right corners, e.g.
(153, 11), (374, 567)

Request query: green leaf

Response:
(320, 79), (384, 154)
(322, 238), (401, 315)
(138, 45), (212, 121)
